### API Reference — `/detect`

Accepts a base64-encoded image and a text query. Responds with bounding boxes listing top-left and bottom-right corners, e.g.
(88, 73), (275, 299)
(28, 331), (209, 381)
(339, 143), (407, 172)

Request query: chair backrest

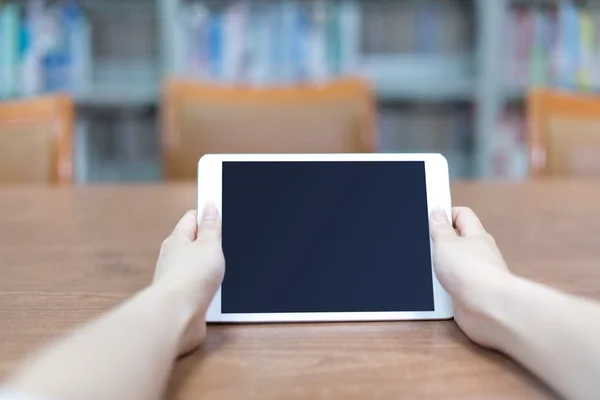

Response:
(161, 78), (378, 180)
(0, 95), (74, 183)
(528, 89), (600, 177)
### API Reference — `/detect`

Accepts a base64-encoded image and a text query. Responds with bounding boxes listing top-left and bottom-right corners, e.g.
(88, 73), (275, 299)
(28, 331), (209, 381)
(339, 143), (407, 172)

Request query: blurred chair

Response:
(528, 89), (600, 177)
(0, 95), (74, 183)
(162, 78), (378, 180)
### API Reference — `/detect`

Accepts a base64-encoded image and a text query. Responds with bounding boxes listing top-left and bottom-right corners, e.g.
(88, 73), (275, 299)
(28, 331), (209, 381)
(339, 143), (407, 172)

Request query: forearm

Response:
(483, 276), (600, 400)
(5, 284), (194, 400)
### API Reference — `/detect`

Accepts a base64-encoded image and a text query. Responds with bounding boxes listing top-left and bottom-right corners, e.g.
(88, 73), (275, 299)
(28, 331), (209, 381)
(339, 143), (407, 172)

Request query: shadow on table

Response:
(165, 326), (231, 398)
(446, 324), (559, 399)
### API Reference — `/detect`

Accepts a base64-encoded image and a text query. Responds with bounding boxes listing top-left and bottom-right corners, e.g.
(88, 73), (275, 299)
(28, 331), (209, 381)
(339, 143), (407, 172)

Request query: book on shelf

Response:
(0, 0), (92, 99)
(505, 0), (600, 93)
(362, 0), (470, 55)
(177, 0), (473, 86)
(178, 0), (361, 85)
(0, 2), (20, 98)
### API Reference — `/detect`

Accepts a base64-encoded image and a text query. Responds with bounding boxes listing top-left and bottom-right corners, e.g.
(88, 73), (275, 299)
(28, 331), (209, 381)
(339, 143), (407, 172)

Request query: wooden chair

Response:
(528, 89), (600, 177)
(161, 78), (378, 180)
(0, 95), (74, 183)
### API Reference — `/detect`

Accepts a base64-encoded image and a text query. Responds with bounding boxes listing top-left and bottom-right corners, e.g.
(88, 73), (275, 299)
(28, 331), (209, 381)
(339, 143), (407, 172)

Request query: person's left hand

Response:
(153, 205), (225, 356)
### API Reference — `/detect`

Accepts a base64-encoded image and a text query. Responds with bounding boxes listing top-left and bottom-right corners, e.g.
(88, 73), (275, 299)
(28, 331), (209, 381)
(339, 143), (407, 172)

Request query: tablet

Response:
(198, 153), (453, 323)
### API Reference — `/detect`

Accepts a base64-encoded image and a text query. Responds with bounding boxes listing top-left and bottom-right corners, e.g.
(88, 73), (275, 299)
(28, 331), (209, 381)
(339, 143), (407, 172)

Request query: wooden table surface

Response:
(1, 181), (600, 399)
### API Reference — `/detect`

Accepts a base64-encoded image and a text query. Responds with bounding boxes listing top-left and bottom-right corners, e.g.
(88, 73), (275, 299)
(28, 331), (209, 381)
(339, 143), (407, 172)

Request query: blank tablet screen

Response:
(221, 161), (434, 314)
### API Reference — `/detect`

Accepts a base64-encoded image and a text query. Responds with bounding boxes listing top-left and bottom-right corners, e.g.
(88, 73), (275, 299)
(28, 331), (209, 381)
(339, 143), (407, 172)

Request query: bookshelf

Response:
(476, 0), (506, 179)
(361, 54), (474, 101)
(1, 0), (559, 181)
(157, 0), (477, 100)
(158, 0), (484, 179)
(155, 0), (487, 179)
(490, 0), (600, 177)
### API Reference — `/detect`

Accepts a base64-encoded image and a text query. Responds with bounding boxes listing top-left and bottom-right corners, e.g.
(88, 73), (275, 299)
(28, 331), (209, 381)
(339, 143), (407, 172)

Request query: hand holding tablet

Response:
(198, 153), (453, 323)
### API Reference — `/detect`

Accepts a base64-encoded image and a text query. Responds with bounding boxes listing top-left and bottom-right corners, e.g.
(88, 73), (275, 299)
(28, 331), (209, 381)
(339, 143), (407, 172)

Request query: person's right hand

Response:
(429, 207), (514, 349)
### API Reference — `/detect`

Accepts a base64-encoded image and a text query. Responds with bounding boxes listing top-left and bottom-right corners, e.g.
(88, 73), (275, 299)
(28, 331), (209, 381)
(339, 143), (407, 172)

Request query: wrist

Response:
(151, 279), (213, 357)
(456, 272), (520, 350)
(470, 272), (517, 310)
(148, 282), (198, 334)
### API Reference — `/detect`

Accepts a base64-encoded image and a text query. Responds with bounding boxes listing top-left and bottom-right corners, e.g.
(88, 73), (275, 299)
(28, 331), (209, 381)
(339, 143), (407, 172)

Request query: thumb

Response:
(196, 203), (221, 244)
(170, 210), (198, 241)
(430, 209), (456, 242)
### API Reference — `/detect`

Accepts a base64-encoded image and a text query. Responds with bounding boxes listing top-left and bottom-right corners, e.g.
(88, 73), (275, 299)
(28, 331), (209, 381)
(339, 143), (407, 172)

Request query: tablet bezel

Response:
(198, 153), (453, 323)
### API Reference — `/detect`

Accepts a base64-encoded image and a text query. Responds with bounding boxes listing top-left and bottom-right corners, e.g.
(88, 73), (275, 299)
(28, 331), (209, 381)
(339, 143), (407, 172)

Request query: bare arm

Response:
(430, 208), (600, 400)
(483, 276), (600, 400)
(5, 285), (194, 400)
(3, 206), (224, 400)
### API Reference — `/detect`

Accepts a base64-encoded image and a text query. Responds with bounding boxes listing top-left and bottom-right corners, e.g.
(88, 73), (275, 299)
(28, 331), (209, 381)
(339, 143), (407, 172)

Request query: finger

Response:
(429, 209), (457, 242)
(196, 203), (221, 244)
(452, 207), (487, 237)
(170, 210), (198, 241)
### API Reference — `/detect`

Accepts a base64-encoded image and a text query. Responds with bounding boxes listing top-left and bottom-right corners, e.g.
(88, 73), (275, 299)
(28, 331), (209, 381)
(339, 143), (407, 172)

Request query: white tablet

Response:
(198, 153), (453, 323)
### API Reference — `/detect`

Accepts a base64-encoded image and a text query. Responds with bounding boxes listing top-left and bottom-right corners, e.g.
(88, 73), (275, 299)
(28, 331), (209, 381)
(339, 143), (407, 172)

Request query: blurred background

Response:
(0, 0), (596, 183)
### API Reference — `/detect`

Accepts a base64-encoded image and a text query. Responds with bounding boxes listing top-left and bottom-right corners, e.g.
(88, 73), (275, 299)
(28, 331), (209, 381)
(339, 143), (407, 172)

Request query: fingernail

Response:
(431, 209), (447, 222)
(203, 204), (219, 221)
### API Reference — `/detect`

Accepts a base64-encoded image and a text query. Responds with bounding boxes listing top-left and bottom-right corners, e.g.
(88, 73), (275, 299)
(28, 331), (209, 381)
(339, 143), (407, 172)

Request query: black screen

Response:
(221, 161), (434, 313)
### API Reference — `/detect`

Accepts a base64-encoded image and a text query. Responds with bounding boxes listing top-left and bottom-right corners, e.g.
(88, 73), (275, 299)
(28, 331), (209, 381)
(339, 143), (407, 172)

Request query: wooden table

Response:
(1, 181), (600, 399)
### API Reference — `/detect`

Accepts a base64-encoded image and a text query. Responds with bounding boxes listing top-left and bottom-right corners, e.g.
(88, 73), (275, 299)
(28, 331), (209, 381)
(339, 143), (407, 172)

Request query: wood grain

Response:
(1, 181), (600, 399)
